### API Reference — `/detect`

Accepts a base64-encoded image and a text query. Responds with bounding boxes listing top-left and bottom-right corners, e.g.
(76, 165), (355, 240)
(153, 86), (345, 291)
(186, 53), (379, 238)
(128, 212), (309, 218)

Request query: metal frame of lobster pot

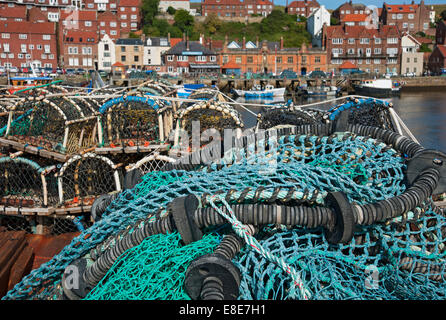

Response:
(55, 152), (123, 215)
(95, 94), (174, 155)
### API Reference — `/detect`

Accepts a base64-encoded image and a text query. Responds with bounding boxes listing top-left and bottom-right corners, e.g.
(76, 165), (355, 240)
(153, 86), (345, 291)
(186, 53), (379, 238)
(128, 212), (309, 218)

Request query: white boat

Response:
(353, 79), (402, 97)
(233, 84), (286, 98)
(302, 85), (340, 97)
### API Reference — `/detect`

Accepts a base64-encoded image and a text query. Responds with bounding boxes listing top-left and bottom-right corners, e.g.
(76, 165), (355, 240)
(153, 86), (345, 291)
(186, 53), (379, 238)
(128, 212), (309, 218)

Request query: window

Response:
(1, 33), (10, 39)
(348, 48), (355, 55)
(414, 57), (417, 63)
(348, 38), (355, 44)
(134, 55), (139, 62)
(110, 22), (117, 27)
(423, 23), (428, 29)
(374, 48), (381, 54)
(121, 22), (127, 27)
(387, 38), (398, 44)
(121, 46), (126, 52)
(387, 47), (398, 55)
(387, 58), (397, 64)
(85, 21), (92, 27)
(287, 56), (293, 64)
(408, 14), (414, 19)
(374, 38), (381, 44)
(121, 55), (126, 62)
(131, 15), (137, 20)
(403, 23), (408, 29)
(121, 14), (127, 19)
(100, 22), (105, 26)
(168, 66), (174, 73)
(276, 57), (282, 63)
(236, 56), (242, 64)
(68, 47), (78, 54)
(366, 59), (371, 64)
(3, 43), (9, 52)
(315, 56), (320, 63)
(132, 7), (136, 11)
(407, 57), (410, 63)
(104, 44), (109, 51)
(332, 38), (343, 44)
(374, 59), (380, 64)
(18, 53), (23, 59)
(111, 30), (117, 35)
(19, 34), (27, 40)
(410, 23), (414, 29)
(29, 44), (34, 50)
(21, 44), (27, 53)
(167, 55), (173, 61)
(360, 38), (369, 44)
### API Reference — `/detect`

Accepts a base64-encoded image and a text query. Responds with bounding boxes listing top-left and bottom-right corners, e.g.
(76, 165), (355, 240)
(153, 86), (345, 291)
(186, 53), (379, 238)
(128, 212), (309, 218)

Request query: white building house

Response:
(143, 37), (171, 69)
(307, 5), (330, 48)
(98, 34), (116, 71)
(401, 34), (424, 76)
(158, 0), (191, 13)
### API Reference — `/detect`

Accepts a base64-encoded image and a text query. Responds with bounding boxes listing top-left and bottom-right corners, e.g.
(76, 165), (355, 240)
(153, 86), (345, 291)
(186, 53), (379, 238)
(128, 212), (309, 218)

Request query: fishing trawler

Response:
(233, 84), (286, 98)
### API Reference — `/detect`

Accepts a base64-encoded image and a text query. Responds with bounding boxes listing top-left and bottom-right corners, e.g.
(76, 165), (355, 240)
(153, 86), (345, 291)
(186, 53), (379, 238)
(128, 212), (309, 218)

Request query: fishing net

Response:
(3, 98), (446, 301)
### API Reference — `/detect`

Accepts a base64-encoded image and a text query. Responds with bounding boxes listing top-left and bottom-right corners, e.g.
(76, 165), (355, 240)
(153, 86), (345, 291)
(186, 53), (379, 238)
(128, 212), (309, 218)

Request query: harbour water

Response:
(234, 91), (446, 152)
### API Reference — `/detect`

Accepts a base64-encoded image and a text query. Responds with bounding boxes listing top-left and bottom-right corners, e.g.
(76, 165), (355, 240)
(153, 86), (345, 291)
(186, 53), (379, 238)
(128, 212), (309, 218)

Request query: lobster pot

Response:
(97, 95), (172, 153)
(57, 153), (122, 210)
(3, 97), (86, 157)
(0, 156), (58, 215)
(126, 152), (176, 176)
(174, 101), (244, 149)
(64, 117), (99, 155)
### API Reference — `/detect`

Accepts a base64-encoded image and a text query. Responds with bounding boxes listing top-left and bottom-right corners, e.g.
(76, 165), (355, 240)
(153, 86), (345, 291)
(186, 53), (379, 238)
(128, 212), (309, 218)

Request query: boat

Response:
(8, 76), (53, 94)
(175, 83), (216, 98)
(352, 78), (402, 98)
(300, 84), (340, 97)
(233, 84), (286, 98)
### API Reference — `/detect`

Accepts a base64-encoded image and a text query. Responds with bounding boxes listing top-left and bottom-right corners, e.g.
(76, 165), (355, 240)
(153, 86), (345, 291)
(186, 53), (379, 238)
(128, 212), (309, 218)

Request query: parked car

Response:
(20, 67), (30, 74)
(66, 68), (76, 75)
(76, 68), (86, 75)
(403, 72), (415, 77)
(98, 70), (109, 78)
(56, 68), (65, 75)
(8, 66), (19, 73)
(307, 70), (327, 78)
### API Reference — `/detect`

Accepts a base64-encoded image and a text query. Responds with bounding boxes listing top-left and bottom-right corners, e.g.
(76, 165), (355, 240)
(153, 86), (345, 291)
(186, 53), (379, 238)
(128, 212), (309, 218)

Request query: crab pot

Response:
(57, 153), (122, 210)
(0, 157), (58, 212)
(98, 96), (172, 152)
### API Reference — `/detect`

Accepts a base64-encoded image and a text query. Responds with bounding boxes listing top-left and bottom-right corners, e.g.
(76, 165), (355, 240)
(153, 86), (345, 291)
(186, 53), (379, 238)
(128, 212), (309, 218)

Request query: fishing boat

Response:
(300, 84), (340, 97)
(176, 84), (217, 98)
(353, 78), (402, 98)
(8, 77), (53, 95)
(233, 84), (286, 98)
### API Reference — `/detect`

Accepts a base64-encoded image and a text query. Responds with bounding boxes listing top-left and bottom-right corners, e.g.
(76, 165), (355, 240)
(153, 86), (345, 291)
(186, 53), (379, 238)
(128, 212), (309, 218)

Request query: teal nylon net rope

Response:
(3, 128), (444, 300)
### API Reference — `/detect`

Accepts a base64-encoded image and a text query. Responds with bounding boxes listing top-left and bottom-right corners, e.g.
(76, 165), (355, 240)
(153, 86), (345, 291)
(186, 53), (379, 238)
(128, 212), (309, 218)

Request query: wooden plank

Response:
(0, 206), (53, 216)
(0, 231), (26, 271)
(94, 144), (168, 154)
(7, 245), (34, 291)
(0, 137), (68, 162)
(0, 233), (26, 298)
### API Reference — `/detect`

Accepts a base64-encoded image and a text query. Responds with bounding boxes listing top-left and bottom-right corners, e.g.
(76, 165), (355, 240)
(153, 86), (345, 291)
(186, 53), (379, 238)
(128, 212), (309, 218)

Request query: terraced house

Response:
(0, 21), (57, 69)
(324, 24), (401, 75)
(219, 36), (327, 75)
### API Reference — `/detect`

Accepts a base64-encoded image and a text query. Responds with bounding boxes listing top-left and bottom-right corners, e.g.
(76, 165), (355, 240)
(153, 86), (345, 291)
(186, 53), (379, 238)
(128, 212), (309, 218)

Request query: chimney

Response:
(242, 36), (246, 49)
(280, 36), (283, 50)
(168, 32), (171, 44)
(183, 33), (186, 42)
(186, 34), (190, 50)
(256, 36), (259, 48)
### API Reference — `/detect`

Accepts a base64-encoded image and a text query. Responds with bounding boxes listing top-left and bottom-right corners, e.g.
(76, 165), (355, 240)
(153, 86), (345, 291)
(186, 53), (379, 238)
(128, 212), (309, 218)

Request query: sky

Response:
(190, 0), (446, 10)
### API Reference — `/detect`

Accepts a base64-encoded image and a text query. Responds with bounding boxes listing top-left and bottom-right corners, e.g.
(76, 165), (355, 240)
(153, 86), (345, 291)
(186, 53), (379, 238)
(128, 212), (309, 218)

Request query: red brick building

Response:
(285, 0), (320, 18)
(0, 21), (58, 69)
(83, 0), (119, 12)
(332, 1), (370, 22)
(436, 20), (446, 45)
(380, 1), (431, 34)
(61, 30), (98, 69)
(98, 11), (121, 40)
(164, 38), (219, 74)
(0, 5), (27, 21)
(202, 0), (273, 18)
(428, 45), (446, 74)
(117, 0), (141, 34)
(323, 24), (401, 75)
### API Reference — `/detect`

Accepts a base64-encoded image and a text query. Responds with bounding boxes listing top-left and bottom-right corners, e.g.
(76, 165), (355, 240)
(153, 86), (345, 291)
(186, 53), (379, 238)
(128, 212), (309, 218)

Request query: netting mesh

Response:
(84, 232), (221, 300)
(3, 97), (446, 301)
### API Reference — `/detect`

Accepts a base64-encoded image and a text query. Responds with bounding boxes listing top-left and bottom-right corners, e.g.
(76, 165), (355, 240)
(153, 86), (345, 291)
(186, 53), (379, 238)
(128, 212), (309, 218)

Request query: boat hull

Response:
(353, 84), (400, 98)
(234, 87), (286, 98)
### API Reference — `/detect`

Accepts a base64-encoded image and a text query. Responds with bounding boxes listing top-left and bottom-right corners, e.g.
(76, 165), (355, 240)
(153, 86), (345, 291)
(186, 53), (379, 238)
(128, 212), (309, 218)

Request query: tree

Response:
(440, 9), (446, 21)
(141, 0), (160, 25)
(167, 6), (176, 15)
(419, 43), (432, 53)
(173, 9), (194, 33)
